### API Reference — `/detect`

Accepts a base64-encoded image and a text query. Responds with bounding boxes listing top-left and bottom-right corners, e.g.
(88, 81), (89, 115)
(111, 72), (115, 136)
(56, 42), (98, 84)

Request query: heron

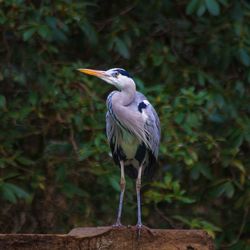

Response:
(78, 67), (160, 232)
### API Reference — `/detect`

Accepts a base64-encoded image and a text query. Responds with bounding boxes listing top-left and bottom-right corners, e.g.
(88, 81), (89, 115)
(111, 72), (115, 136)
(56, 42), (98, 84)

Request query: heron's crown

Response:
(112, 68), (132, 78)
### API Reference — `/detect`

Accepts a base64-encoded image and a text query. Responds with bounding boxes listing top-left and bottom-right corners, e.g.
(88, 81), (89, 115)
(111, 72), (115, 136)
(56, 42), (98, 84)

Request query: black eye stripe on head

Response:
(115, 69), (131, 78)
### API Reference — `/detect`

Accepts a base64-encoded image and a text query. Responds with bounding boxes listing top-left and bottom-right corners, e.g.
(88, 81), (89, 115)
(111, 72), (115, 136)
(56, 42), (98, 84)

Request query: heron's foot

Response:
(136, 223), (143, 239)
(112, 220), (125, 228)
(135, 223), (155, 239)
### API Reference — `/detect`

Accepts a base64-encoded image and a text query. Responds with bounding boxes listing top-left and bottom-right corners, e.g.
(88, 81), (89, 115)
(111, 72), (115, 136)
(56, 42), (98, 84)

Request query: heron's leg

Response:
(113, 161), (126, 227)
(136, 165), (143, 228)
(135, 165), (155, 239)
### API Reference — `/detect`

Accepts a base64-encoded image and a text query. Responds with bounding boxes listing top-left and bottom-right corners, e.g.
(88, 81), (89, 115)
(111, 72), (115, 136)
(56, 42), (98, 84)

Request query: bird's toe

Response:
(135, 224), (155, 239)
(112, 221), (125, 228)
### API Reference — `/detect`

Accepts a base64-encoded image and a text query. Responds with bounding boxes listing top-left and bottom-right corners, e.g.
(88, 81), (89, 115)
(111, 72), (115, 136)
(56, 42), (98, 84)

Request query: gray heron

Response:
(78, 67), (160, 232)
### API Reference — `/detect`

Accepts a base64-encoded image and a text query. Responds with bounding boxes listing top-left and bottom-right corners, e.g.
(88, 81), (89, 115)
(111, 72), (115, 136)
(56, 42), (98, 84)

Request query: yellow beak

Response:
(78, 68), (106, 77)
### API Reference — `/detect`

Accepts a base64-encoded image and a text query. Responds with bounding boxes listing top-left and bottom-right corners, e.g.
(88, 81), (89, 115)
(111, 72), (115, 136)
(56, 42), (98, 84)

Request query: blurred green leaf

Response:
(224, 182), (235, 198)
(186, 0), (200, 15)
(205, 0), (220, 16)
(37, 25), (51, 39)
(80, 21), (98, 45)
(114, 37), (130, 59)
(197, 4), (206, 16)
(23, 28), (36, 41)
(62, 183), (87, 198)
(200, 164), (213, 180)
(108, 175), (120, 192)
(16, 156), (34, 166)
(0, 95), (6, 109)
(0, 182), (29, 203)
(239, 48), (250, 66)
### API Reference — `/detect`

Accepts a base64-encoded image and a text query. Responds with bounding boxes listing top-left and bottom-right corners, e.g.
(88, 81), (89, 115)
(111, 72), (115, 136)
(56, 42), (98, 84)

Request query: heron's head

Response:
(78, 68), (135, 90)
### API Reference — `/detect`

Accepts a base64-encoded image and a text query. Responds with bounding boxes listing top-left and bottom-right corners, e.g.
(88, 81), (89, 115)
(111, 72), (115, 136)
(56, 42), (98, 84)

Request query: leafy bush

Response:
(0, 0), (250, 248)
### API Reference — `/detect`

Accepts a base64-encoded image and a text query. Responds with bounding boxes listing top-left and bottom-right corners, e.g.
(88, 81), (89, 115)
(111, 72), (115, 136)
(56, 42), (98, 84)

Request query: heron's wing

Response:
(106, 90), (118, 146)
(105, 110), (113, 144)
(134, 92), (161, 159)
(106, 111), (119, 166)
(106, 111), (137, 178)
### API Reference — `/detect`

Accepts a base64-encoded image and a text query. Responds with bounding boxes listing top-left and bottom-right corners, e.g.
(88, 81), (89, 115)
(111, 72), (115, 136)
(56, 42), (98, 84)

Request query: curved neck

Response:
(117, 82), (136, 106)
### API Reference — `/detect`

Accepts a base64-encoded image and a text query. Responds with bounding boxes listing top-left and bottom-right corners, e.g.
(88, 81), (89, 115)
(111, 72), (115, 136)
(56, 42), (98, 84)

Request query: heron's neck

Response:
(118, 83), (136, 106)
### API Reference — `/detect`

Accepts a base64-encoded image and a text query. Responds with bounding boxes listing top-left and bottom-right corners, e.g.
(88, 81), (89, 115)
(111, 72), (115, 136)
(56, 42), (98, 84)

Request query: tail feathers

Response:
(143, 152), (158, 180)
(110, 145), (158, 179)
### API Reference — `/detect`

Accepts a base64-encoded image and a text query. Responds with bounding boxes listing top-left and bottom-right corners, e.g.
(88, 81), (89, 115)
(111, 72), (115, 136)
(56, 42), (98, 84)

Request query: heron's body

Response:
(106, 90), (160, 179)
(78, 67), (160, 232)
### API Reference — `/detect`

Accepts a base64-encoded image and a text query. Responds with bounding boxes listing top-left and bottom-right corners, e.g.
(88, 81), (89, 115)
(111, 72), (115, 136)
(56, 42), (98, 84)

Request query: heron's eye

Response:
(112, 72), (119, 78)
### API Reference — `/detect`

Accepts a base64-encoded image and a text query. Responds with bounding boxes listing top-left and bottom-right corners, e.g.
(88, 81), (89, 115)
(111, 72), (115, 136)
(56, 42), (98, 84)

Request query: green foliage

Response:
(0, 0), (250, 248)
(0, 181), (30, 203)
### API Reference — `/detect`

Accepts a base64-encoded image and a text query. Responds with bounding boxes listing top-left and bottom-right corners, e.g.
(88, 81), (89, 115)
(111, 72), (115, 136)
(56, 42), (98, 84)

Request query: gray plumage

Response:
(78, 67), (160, 231)
(106, 90), (160, 178)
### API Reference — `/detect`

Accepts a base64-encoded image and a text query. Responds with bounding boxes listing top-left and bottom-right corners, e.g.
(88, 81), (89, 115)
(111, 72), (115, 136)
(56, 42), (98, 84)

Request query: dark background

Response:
(0, 0), (250, 249)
